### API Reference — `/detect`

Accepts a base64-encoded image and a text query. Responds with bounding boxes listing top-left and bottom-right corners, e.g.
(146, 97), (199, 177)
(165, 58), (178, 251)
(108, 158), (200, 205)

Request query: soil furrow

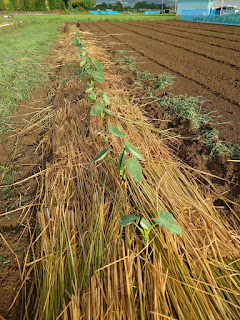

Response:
(151, 21), (240, 43)
(108, 22), (240, 106)
(119, 21), (240, 69)
(135, 21), (240, 52)
(80, 21), (240, 144)
(158, 20), (240, 38)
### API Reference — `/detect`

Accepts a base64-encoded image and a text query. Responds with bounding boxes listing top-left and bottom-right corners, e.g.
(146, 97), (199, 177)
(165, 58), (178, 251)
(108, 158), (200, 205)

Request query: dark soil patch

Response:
(0, 85), (49, 319)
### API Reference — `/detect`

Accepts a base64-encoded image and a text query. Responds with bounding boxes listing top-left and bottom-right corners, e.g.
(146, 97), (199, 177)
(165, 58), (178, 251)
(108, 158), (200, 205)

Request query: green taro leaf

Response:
(140, 218), (151, 230)
(124, 141), (145, 161)
(154, 210), (182, 236)
(102, 92), (111, 105)
(126, 157), (143, 183)
(73, 38), (80, 46)
(104, 108), (113, 116)
(93, 59), (104, 73)
(120, 214), (138, 226)
(88, 70), (105, 83)
(85, 86), (94, 94)
(80, 66), (90, 80)
(90, 101), (105, 116)
(118, 148), (126, 171)
(108, 126), (125, 138)
(93, 147), (111, 162)
(80, 60), (87, 67)
(87, 92), (96, 102)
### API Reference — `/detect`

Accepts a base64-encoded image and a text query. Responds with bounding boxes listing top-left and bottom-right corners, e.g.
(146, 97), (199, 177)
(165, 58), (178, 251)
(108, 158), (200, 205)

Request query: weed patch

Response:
(159, 95), (211, 129)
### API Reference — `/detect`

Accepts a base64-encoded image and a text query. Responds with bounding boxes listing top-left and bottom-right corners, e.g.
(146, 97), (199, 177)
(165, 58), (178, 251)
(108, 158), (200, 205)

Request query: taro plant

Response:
(73, 33), (146, 183)
(73, 33), (105, 102)
(120, 210), (182, 243)
(93, 126), (145, 183)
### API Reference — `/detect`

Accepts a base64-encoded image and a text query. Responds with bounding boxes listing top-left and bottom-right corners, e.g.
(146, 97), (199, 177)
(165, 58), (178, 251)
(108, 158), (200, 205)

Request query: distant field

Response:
(0, 12), (179, 24)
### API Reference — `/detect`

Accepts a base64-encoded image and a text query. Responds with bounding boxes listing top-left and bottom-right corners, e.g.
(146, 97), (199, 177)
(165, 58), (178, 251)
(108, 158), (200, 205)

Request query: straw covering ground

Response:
(0, 21), (240, 319)
(17, 24), (239, 319)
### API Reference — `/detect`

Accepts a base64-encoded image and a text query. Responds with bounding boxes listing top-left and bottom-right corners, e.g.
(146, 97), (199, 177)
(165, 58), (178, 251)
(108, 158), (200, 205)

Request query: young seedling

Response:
(73, 33), (146, 183)
(120, 210), (182, 244)
(90, 91), (112, 116)
(73, 34), (105, 101)
(93, 126), (145, 183)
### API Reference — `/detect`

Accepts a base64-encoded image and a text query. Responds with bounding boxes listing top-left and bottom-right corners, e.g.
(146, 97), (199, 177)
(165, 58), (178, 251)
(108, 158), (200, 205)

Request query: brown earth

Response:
(0, 85), (49, 319)
(76, 20), (240, 224)
(77, 21), (240, 145)
(0, 21), (240, 319)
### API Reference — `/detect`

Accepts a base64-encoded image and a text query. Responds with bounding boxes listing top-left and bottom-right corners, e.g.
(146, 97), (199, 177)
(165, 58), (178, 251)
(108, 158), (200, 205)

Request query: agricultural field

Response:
(0, 16), (240, 319)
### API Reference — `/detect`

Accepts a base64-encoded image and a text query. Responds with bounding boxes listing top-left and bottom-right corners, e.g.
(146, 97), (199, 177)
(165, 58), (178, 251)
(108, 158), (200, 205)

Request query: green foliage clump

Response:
(72, 0), (96, 9)
(159, 95), (211, 129)
(33, 0), (47, 11)
(136, 70), (152, 80)
(0, 0), (5, 10)
(115, 55), (136, 70)
(151, 73), (175, 90)
(48, 0), (57, 10)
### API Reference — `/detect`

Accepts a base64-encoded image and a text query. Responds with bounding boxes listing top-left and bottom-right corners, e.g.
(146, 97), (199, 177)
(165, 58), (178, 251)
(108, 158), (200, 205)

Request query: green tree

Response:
(84, 0), (95, 9)
(94, 2), (107, 10)
(48, 0), (57, 10)
(33, 0), (47, 10)
(72, 0), (95, 9)
(112, 1), (123, 11)
(0, 0), (5, 10)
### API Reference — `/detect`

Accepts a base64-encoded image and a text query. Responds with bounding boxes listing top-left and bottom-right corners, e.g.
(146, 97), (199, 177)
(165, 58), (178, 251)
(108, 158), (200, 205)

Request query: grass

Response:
(0, 17), (63, 130)
(24, 12), (180, 23)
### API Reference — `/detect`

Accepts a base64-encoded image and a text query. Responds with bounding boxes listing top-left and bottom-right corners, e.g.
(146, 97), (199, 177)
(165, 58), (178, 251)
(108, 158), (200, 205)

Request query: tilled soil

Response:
(78, 20), (240, 145)
(77, 20), (240, 224)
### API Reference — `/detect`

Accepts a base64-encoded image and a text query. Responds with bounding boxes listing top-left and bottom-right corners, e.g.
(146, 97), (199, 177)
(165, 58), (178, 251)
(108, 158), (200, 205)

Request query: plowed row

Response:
(78, 20), (240, 144)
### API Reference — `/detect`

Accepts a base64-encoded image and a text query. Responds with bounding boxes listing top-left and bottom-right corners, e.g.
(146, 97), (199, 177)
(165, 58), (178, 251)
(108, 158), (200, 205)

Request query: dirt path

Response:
(78, 21), (240, 145)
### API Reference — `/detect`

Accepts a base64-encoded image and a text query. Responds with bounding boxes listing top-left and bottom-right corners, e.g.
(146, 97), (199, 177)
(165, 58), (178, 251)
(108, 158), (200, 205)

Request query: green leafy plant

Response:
(159, 95), (211, 129)
(93, 127), (145, 182)
(73, 33), (145, 182)
(150, 73), (175, 90)
(136, 70), (152, 81)
(73, 33), (105, 101)
(120, 210), (182, 243)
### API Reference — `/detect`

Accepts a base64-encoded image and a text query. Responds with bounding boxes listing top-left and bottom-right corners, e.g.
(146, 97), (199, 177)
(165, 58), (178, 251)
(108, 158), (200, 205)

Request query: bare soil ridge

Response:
(78, 21), (240, 145)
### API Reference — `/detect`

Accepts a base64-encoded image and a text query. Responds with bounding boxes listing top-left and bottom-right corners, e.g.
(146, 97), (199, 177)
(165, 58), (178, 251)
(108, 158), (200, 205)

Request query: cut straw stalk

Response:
(24, 25), (240, 319)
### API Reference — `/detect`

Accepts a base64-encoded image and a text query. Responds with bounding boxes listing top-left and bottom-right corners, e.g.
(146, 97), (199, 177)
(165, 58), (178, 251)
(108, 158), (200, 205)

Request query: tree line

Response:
(0, 0), (169, 11)
(0, 0), (75, 11)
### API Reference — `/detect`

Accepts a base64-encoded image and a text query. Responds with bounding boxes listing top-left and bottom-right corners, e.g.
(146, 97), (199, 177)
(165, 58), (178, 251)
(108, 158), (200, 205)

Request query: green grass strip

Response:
(0, 17), (63, 129)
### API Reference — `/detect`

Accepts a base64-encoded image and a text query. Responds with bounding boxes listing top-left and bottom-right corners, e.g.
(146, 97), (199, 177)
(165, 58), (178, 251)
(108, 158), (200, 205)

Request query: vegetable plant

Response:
(93, 126), (145, 183)
(73, 33), (146, 183)
(120, 210), (182, 243)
